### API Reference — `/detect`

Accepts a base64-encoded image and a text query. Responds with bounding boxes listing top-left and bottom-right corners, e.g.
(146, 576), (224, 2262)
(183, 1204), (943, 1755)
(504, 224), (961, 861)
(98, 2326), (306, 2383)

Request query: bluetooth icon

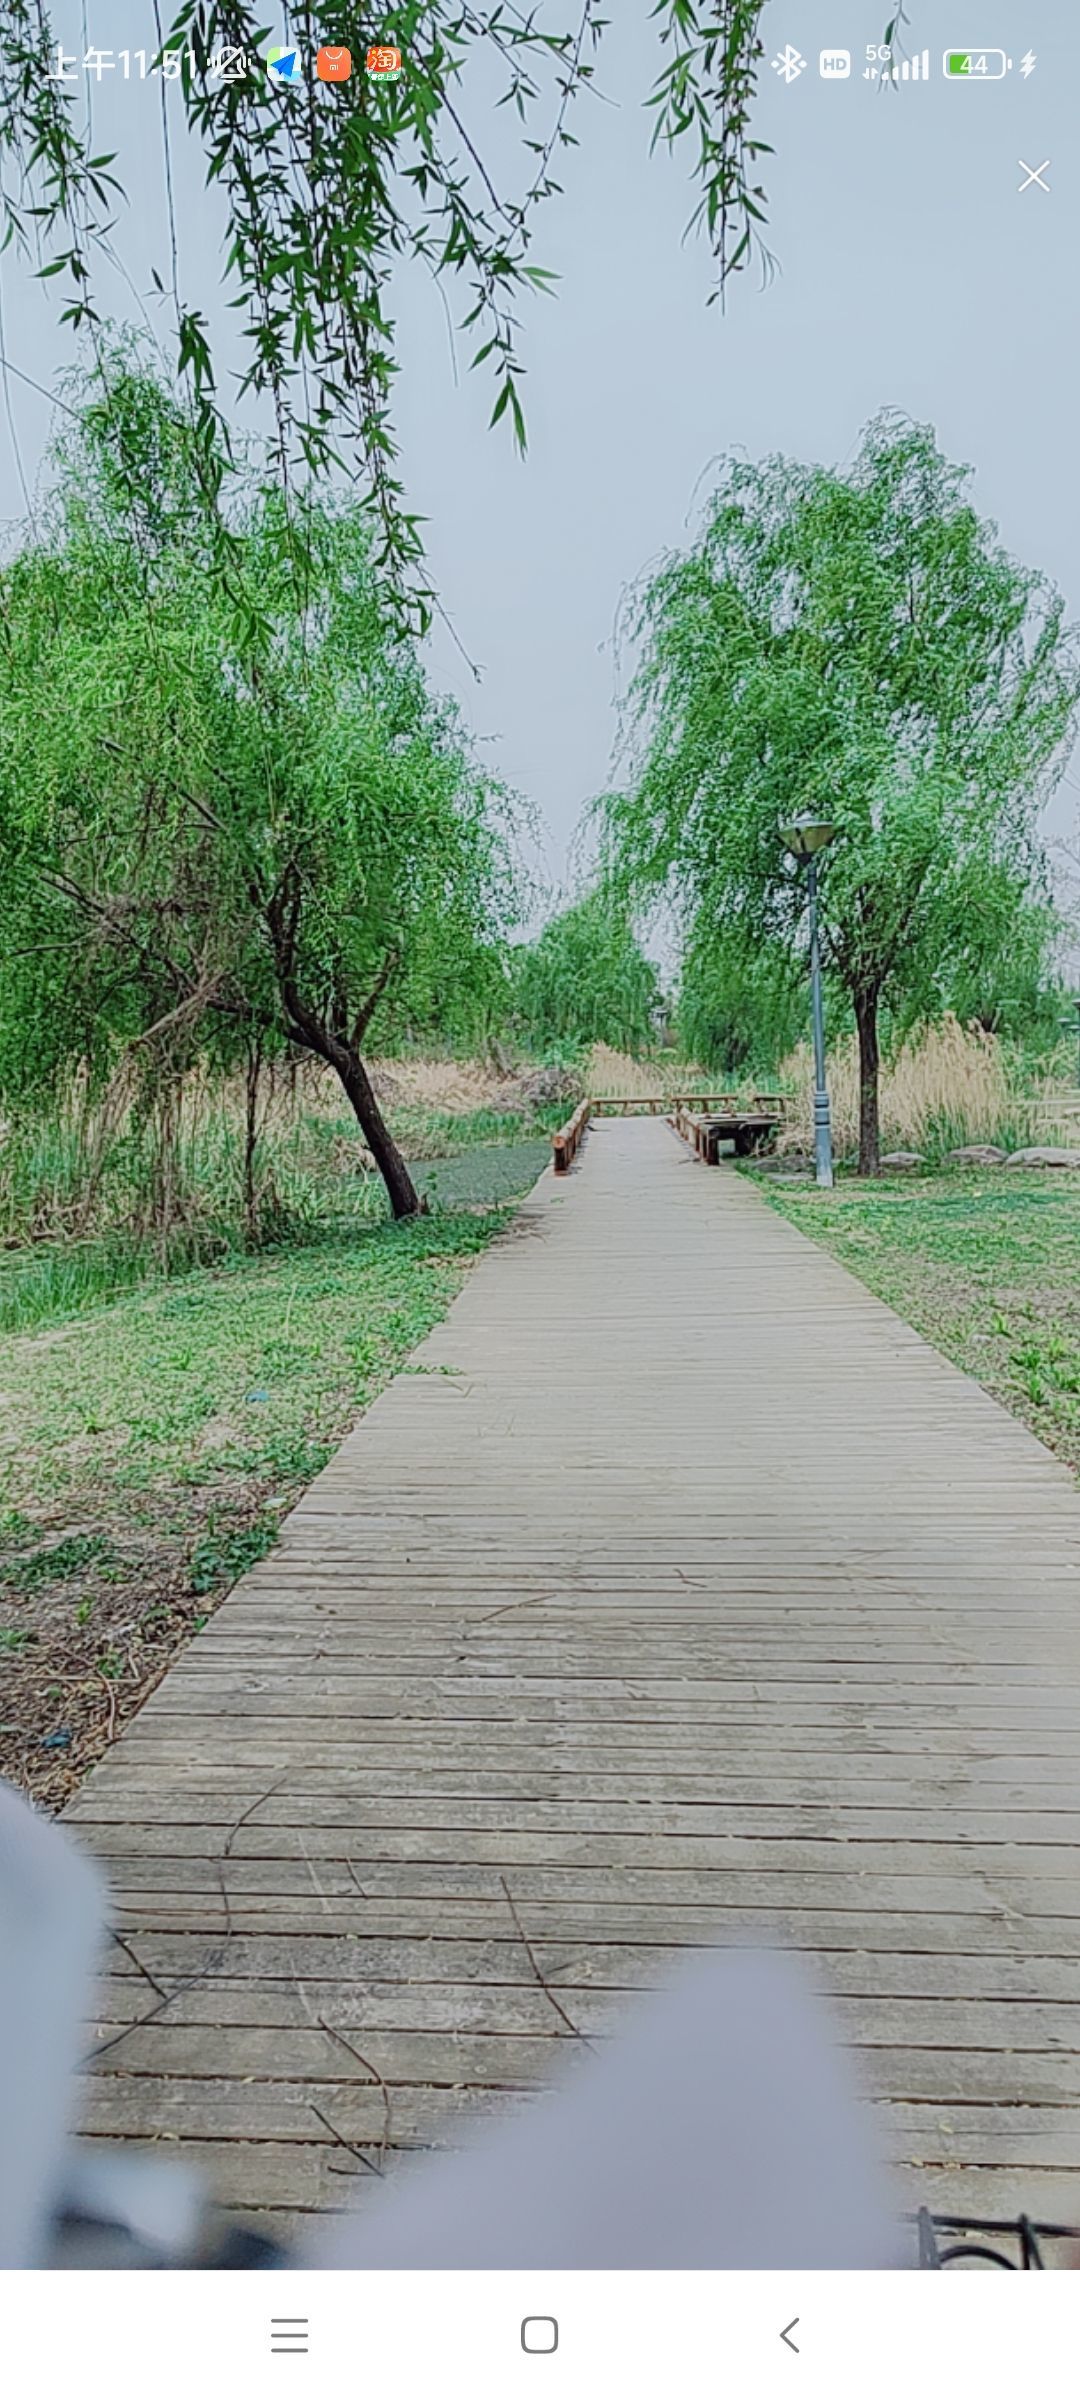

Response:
(771, 42), (807, 82)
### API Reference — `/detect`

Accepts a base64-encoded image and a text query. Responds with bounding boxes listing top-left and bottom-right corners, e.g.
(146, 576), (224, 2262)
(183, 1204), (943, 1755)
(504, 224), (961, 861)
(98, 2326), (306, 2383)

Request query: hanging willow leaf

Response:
(0, 1), (771, 620)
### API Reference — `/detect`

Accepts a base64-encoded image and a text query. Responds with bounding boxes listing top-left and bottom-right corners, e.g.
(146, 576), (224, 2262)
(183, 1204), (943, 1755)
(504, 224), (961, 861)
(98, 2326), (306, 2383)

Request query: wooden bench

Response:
(672, 1103), (784, 1162)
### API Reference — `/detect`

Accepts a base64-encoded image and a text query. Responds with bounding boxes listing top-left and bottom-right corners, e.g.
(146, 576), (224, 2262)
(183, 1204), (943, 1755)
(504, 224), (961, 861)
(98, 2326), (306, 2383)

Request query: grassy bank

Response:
(0, 1129), (554, 1339)
(756, 1166), (1080, 1477)
(0, 1199), (522, 1809)
(0, 1026), (569, 1342)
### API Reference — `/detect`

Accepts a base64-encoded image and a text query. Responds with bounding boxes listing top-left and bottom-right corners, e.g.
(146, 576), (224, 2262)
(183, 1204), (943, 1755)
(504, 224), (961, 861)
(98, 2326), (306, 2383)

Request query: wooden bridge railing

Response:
(671, 1103), (713, 1161)
(590, 1092), (784, 1117)
(552, 1091), (791, 1174)
(552, 1100), (592, 1173)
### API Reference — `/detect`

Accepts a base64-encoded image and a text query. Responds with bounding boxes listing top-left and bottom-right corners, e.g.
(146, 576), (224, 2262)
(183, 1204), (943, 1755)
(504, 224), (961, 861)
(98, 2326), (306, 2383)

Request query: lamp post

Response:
(780, 815), (839, 1189)
(1060, 996), (1080, 1088)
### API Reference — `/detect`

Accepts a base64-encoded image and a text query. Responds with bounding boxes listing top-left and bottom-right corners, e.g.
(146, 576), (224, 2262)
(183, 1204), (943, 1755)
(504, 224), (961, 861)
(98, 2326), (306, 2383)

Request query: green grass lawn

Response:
(0, 1204), (517, 1807)
(755, 1166), (1080, 1477)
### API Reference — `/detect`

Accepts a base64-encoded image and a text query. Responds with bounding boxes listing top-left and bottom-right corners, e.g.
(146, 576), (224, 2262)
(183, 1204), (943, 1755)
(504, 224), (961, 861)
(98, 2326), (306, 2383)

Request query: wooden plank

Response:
(97, 1732), (1080, 1769)
(163, 1660), (1080, 1693)
(889, 2165), (1080, 2219)
(91, 1909), (1080, 1966)
(66, 1117), (1080, 2237)
(70, 1798), (1080, 1840)
(86, 1955), (1080, 2028)
(78, 2081), (526, 2143)
(89, 1769), (1080, 1818)
(876, 2104), (1080, 2171)
(86, 2025), (572, 2084)
(80, 2002), (1080, 2076)
(77, 2062), (1080, 2145)
(77, 1823), (1080, 1879)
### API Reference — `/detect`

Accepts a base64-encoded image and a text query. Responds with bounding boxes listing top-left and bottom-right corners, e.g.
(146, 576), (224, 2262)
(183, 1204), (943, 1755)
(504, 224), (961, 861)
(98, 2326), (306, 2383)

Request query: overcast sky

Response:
(3, 2), (1077, 901)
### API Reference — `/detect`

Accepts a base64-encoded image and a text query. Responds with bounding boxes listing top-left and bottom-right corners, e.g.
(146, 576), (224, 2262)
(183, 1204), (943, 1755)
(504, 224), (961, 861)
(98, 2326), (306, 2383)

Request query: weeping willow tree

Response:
(512, 890), (662, 1052)
(604, 417), (1080, 1171)
(0, 4), (781, 1214)
(0, 359), (518, 1222)
(677, 917), (807, 1076)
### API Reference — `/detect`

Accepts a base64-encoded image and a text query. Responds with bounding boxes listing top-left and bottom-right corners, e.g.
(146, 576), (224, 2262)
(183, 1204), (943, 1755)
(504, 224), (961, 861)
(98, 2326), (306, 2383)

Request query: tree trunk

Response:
(151, 1077), (181, 1267)
(267, 900), (420, 1219)
(243, 1041), (262, 1246)
(854, 986), (882, 1176)
(331, 1041), (421, 1220)
(283, 1006), (420, 1217)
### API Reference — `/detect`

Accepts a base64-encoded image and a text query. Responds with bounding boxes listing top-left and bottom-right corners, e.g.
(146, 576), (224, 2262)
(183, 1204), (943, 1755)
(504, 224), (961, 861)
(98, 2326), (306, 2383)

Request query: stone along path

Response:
(68, 1118), (1080, 2237)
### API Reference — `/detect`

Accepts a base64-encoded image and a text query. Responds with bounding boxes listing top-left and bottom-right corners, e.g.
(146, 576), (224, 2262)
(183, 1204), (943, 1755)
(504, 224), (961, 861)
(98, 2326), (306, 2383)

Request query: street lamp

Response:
(1060, 996), (1080, 1088)
(780, 814), (839, 1189)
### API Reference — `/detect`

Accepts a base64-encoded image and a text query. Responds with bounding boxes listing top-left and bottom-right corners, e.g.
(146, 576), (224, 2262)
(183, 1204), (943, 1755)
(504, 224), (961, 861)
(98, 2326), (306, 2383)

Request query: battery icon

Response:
(944, 47), (1010, 77)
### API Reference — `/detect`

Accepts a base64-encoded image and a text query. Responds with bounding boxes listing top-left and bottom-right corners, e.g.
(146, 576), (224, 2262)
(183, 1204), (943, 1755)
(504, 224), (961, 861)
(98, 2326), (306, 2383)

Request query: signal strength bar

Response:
(889, 47), (930, 79)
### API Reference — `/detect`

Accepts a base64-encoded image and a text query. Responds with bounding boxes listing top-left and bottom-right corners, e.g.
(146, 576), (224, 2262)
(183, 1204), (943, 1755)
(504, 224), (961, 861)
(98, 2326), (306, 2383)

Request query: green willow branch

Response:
(0, 1), (772, 625)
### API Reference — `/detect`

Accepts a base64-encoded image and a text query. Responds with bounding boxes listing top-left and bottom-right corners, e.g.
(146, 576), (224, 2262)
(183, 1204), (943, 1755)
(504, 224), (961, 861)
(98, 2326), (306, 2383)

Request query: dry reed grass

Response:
(0, 1046), (558, 1254)
(777, 1015), (1077, 1159)
(585, 1044), (705, 1098)
(367, 1055), (511, 1113)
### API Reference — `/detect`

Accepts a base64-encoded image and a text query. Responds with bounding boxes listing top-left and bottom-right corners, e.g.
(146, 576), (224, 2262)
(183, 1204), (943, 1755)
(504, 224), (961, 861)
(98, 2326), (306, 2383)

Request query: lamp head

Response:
(780, 814), (839, 862)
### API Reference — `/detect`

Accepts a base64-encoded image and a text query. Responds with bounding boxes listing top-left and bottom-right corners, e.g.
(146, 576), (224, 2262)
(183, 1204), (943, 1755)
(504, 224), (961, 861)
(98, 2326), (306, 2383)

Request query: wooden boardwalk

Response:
(68, 1118), (1080, 2238)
